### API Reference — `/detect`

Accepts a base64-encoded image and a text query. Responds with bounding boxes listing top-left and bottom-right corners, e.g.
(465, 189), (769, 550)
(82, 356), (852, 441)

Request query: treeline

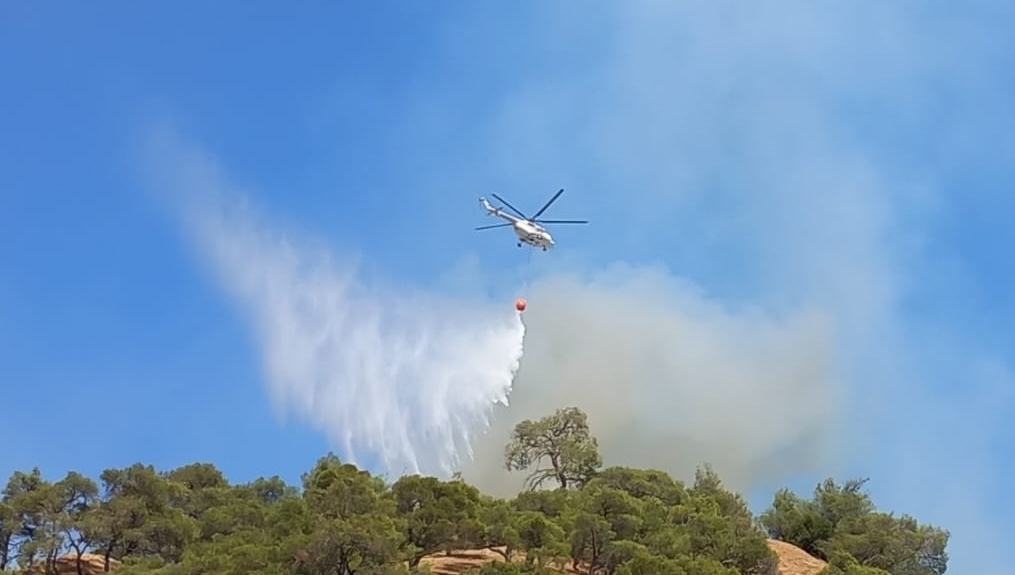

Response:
(0, 407), (948, 575)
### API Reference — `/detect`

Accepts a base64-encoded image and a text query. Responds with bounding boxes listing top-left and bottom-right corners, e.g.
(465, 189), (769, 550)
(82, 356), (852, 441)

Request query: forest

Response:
(1, 406), (949, 575)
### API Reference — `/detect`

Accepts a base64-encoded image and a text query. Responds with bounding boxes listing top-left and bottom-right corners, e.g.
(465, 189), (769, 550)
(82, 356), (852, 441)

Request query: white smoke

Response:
(458, 264), (841, 496)
(146, 133), (527, 477)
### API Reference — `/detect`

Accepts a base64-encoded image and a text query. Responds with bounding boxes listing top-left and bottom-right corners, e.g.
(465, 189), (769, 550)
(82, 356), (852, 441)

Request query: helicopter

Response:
(476, 188), (588, 251)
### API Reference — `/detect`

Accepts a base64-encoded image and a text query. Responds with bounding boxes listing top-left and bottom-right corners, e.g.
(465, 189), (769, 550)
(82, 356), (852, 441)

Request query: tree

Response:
(3, 468), (47, 570)
(475, 497), (522, 561)
(54, 471), (100, 575)
(391, 474), (481, 567)
(295, 454), (404, 575)
(513, 511), (567, 569)
(565, 485), (641, 574)
(0, 403), (951, 575)
(758, 488), (833, 558)
(0, 499), (14, 570)
(761, 478), (948, 575)
(504, 407), (603, 491)
(823, 512), (948, 575)
(81, 463), (199, 571)
(590, 467), (686, 508)
(464, 561), (555, 574)
(759, 478), (874, 560)
(821, 551), (893, 575)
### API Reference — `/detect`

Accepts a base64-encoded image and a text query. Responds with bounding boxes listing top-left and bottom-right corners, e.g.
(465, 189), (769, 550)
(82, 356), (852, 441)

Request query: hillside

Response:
(21, 538), (830, 575)
(18, 539), (826, 575)
(0, 406), (948, 575)
(418, 540), (828, 575)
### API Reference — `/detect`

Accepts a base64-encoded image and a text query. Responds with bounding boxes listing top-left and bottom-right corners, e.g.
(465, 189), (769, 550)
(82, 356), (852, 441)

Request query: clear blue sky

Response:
(2, 2), (1014, 572)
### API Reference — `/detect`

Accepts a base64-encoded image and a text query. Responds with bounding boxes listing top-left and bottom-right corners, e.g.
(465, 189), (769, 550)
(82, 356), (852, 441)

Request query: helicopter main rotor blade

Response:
(475, 223), (514, 230)
(530, 188), (564, 220)
(490, 193), (529, 220)
(535, 219), (588, 224)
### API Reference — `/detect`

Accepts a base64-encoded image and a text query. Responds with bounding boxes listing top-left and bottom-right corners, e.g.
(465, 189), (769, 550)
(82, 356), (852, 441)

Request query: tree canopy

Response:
(1, 406), (949, 575)
(504, 407), (602, 491)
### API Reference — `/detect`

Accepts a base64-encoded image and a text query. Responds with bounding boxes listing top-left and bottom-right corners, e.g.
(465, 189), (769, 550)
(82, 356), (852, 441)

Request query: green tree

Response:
(512, 511), (567, 569)
(391, 474), (481, 567)
(0, 403), (952, 575)
(475, 497), (522, 561)
(464, 560), (555, 574)
(614, 552), (738, 575)
(824, 512), (948, 575)
(590, 467), (686, 508)
(757, 488), (832, 558)
(3, 468), (48, 570)
(759, 478), (874, 560)
(686, 466), (776, 575)
(55, 471), (100, 575)
(83, 463), (199, 571)
(761, 477), (947, 575)
(294, 454), (404, 575)
(821, 551), (893, 575)
(161, 462), (231, 521)
(0, 498), (14, 570)
(504, 407), (603, 491)
(511, 489), (571, 519)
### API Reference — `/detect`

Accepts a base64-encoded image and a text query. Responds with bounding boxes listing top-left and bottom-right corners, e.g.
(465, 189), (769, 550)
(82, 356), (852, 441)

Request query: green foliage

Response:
(504, 407), (603, 490)
(760, 478), (949, 575)
(464, 560), (555, 574)
(0, 407), (949, 575)
(391, 474), (482, 567)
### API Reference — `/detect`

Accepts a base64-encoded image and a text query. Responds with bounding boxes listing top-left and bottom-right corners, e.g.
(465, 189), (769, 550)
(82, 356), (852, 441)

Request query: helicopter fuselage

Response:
(512, 220), (554, 250)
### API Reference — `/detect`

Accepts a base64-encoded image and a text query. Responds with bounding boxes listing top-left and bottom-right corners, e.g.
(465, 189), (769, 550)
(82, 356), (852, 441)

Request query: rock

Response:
(767, 539), (828, 575)
(22, 553), (122, 575)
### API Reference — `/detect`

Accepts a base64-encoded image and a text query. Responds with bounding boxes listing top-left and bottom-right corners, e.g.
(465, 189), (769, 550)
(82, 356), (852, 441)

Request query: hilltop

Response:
(10, 540), (826, 575)
(0, 406), (947, 575)
(417, 540), (828, 575)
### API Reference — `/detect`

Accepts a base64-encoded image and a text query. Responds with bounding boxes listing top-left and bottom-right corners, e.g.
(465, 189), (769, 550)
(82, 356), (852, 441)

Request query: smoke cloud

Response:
(146, 129), (842, 495)
(459, 265), (841, 495)
(146, 133), (527, 478)
(424, 3), (1015, 571)
(137, 1), (1014, 571)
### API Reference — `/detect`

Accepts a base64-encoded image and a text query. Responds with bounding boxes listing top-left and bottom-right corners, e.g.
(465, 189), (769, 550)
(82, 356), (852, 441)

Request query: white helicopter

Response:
(476, 188), (588, 250)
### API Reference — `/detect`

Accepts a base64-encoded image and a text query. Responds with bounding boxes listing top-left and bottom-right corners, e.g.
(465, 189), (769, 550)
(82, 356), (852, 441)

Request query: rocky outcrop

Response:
(22, 540), (825, 575)
(22, 553), (121, 575)
(416, 540), (827, 575)
(767, 539), (828, 575)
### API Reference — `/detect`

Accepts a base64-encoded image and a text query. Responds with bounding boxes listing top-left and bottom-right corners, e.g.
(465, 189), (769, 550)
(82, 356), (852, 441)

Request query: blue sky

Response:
(3, 1), (1014, 572)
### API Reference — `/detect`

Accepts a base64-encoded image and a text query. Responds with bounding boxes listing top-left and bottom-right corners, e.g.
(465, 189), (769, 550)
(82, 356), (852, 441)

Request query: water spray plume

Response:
(159, 144), (528, 478)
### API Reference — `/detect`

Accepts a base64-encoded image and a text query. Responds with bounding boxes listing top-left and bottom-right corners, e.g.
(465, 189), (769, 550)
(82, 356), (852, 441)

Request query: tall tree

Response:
(504, 407), (603, 491)
(3, 468), (50, 570)
(759, 477), (948, 575)
(85, 464), (198, 571)
(54, 471), (100, 575)
(294, 454), (404, 575)
(392, 474), (481, 567)
(0, 499), (14, 570)
(759, 478), (874, 560)
(0, 403), (952, 575)
(475, 497), (522, 561)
